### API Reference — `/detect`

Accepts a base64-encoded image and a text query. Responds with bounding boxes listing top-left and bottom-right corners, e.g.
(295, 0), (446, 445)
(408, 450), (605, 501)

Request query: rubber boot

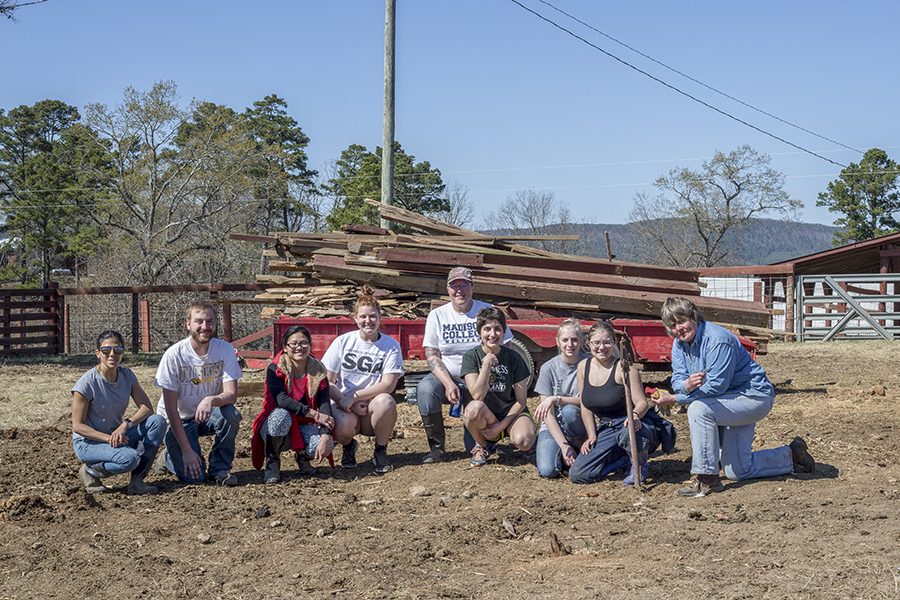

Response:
(422, 413), (446, 464)
(264, 435), (284, 484)
(128, 445), (160, 495)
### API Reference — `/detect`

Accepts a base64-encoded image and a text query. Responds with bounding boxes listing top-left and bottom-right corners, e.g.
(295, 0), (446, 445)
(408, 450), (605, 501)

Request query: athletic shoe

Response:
(470, 443), (490, 467)
(341, 439), (358, 469)
(373, 445), (393, 474)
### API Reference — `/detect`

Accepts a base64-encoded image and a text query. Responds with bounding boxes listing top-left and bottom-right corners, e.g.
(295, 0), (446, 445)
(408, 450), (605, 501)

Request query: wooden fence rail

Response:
(0, 283), (266, 357)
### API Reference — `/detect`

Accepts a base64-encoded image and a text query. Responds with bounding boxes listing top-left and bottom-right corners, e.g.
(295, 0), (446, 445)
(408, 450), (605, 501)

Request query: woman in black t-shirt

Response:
(460, 307), (533, 466)
(569, 321), (653, 485)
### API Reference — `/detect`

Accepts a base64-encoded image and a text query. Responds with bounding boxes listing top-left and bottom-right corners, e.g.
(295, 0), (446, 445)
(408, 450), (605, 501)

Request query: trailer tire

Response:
(507, 337), (535, 389)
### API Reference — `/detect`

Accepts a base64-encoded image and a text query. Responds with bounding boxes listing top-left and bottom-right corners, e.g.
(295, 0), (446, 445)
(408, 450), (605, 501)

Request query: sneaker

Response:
(78, 464), (109, 494)
(789, 436), (816, 473)
(127, 479), (159, 495)
(677, 474), (724, 497)
(470, 443), (490, 467)
(373, 444), (393, 474)
(341, 439), (358, 469)
(213, 471), (239, 487)
(622, 459), (650, 486)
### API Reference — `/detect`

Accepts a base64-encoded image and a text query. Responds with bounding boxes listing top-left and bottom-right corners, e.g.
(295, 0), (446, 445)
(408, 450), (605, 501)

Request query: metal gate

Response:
(796, 274), (900, 341)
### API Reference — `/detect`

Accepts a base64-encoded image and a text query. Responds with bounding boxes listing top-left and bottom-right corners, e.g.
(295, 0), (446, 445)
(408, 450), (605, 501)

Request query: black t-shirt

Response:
(460, 345), (530, 419)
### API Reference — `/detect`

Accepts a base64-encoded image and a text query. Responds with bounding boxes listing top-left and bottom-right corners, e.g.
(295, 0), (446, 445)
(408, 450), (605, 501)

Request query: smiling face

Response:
(588, 330), (616, 362)
(447, 279), (473, 312)
(96, 336), (125, 369)
(479, 319), (505, 350)
(283, 331), (312, 362)
(671, 318), (698, 344)
(187, 308), (217, 346)
(354, 304), (381, 339)
(557, 325), (581, 361)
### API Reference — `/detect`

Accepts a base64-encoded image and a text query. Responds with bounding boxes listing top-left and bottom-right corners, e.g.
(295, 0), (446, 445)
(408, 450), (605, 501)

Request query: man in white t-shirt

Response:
(418, 267), (512, 463)
(155, 300), (243, 485)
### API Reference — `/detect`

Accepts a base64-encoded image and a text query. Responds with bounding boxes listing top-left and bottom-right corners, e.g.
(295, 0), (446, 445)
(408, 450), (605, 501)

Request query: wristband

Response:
(124, 418), (133, 428)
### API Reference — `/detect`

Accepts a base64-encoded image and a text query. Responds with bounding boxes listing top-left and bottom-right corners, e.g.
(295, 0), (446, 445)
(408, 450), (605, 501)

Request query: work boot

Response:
(789, 436), (816, 473)
(128, 447), (160, 495)
(622, 453), (650, 486)
(78, 464), (110, 494)
(373, 444), (393, 474)
(263, 435), (284, 484)
(153, 446), (169, 476)
(677, 474), (724, 497)
(421, 413), (446, 464)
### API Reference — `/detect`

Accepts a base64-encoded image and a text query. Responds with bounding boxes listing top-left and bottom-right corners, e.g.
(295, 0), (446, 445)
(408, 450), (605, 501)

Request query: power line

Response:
(506, 0), (848, 169)
(535, 0), (862, 154)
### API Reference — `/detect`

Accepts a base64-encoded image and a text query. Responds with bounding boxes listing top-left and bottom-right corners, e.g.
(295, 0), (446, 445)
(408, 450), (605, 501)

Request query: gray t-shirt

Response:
(71, 366), (138, 441)
(534, 354), (586, 432)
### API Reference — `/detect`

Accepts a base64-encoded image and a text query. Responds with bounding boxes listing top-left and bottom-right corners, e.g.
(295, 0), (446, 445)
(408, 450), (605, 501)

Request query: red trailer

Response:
(260, 316), (756, 375)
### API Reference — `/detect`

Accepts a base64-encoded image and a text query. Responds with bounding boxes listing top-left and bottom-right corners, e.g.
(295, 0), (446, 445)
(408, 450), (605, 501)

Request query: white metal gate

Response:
(796, 274), (900, 341)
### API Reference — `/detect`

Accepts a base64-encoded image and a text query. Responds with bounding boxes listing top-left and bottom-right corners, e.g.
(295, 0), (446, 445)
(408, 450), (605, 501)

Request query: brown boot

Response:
(677, 474), (724, 497)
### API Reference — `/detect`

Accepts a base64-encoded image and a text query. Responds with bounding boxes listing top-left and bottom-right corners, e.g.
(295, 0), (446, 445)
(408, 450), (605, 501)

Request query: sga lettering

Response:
(341, 352), (385, 374)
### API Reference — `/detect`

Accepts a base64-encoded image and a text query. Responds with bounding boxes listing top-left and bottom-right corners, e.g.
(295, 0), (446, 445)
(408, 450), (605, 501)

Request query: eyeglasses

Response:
(589, 339), (615, 348)
(448, 281), (472, 291)
(285, 341), (311, 349)
(98, 346), (125, 356)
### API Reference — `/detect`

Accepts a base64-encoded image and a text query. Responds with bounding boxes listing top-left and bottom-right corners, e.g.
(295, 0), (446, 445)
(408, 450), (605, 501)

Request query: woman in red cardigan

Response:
(251, 325), (335, 484)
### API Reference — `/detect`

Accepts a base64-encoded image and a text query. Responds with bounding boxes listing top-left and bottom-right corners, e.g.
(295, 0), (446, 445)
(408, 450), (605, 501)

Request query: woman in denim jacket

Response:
(654, 297), (815, 497)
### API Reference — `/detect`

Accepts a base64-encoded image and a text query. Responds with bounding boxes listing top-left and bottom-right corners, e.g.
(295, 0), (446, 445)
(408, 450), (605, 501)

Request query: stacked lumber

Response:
(235, 199), (771, 329)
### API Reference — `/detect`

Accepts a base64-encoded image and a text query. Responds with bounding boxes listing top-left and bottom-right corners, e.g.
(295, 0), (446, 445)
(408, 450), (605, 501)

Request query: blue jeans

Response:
(686, 393), (792, 480)
(535, 404), (587, 478)
(73, 414), (167, 476)
(415, 372), (472, 416)
(165, 405), (241, 483)
(569, 417), (647, 484)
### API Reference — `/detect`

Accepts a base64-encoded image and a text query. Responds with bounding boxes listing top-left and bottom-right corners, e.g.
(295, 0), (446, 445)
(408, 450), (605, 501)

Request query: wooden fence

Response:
(0, 283), (268, 357)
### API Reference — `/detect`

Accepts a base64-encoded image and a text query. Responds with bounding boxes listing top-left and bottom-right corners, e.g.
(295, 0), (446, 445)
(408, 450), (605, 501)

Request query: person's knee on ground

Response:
(535, 429), (564, 478)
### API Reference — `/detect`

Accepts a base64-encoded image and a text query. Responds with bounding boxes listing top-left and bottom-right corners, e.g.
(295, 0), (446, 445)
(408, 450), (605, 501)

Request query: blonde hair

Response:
(557, 318), (582, 338)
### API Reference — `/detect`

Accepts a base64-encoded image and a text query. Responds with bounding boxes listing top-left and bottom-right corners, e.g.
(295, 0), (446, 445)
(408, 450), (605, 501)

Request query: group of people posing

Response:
(71, 267), (816, 498)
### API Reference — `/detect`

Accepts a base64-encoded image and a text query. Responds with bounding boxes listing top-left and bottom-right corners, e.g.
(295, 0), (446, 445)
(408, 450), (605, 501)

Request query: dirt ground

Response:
(0, 341), (898, 599)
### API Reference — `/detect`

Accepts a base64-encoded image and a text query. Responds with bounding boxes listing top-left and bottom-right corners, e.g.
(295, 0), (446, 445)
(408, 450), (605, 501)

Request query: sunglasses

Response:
(98, 345), (125, 356)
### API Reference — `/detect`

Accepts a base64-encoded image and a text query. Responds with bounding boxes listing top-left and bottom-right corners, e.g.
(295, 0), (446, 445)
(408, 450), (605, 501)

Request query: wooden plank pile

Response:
(236, 199), (771, 328)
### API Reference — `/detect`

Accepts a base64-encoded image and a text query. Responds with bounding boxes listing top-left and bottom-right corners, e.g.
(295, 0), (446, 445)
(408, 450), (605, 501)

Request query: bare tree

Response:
(483, 189), (581, 254)
(0, 0), (48, 20)
(83, 81), (259, 285)
(627, 145), (801, 267)
(432, 180), (474, 228)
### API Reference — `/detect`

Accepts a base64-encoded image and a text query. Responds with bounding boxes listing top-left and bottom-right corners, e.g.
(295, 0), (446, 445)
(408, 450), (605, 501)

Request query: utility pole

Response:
(380, 0), (396, 230)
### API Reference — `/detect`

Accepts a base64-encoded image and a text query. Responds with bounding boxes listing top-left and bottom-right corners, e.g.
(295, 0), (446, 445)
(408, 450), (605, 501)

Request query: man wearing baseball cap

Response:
(418, 267), (512, 463)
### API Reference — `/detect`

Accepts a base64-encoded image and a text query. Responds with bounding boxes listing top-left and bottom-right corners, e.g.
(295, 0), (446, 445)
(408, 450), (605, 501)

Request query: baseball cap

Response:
(447, 266), (473, 284)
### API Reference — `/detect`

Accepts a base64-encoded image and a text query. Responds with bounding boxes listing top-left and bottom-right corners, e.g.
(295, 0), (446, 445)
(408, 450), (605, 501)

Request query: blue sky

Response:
(3, 0), (898, 226)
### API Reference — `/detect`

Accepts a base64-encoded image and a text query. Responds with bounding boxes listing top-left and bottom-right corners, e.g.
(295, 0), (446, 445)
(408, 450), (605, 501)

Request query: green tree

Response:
(0, 101), (108, 284)
(325, 142), (447, 230)
(816, 148), (900, 245)
(241, 94), (319, 233)
(628, 145), (801, 268)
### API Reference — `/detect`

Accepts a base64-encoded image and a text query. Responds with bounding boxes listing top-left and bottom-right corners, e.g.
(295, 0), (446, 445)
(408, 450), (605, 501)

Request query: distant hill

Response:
(488, 219), (840, 266)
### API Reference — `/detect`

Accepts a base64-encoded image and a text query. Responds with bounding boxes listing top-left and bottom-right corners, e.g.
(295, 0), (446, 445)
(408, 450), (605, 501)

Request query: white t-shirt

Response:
(422, 300), (513, 378)
(322, 331), (404, 395)
(154, 337), (242, 421)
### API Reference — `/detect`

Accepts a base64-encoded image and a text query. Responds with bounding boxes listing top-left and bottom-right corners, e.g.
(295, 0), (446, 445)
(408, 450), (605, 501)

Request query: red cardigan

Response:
(250, 354), (333, 470)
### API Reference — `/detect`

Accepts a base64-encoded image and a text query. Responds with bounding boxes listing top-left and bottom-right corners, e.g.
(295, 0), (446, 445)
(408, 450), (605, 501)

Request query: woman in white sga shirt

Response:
(322, 293), (403, 474)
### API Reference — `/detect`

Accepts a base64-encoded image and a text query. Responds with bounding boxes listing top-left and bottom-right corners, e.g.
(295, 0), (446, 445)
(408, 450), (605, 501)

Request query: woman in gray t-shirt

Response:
(71, 330), (167, 494)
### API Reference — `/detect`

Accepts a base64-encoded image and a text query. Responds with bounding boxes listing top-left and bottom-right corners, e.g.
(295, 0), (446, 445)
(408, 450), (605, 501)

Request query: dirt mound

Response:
(0, 494), (49, 521)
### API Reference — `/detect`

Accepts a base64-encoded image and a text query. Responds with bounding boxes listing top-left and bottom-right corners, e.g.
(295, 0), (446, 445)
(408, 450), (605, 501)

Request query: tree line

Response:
(0, 82), (463, 286)
(2, 81), (898, 285)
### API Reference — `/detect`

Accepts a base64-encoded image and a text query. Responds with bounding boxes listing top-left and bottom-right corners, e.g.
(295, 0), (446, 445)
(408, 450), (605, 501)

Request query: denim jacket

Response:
(670, 321), (774, 404)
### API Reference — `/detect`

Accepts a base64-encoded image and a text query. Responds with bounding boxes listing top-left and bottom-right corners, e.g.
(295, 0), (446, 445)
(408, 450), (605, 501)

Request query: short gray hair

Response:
(661, 297), (704, 334)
